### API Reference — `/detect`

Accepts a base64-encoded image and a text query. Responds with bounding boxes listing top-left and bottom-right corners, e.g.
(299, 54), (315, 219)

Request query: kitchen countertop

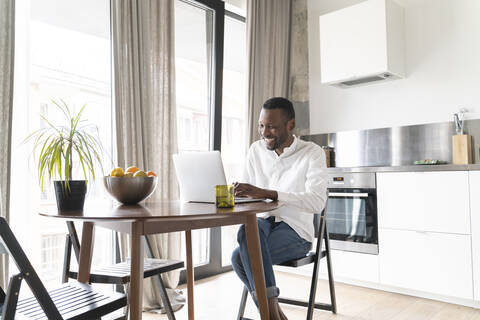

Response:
(327, 164), (480, 173)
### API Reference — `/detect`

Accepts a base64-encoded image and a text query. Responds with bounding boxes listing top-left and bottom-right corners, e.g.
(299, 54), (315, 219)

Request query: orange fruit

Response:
(126, 166), (140, 174)
(147, 171), (157, 177)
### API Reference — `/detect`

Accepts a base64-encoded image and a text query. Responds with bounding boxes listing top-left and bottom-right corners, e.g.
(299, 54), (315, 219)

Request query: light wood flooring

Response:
(143, 271), (480, 320)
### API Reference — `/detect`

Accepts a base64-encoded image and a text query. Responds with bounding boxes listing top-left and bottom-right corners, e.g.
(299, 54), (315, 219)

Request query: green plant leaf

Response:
(25, 100), (106, 191)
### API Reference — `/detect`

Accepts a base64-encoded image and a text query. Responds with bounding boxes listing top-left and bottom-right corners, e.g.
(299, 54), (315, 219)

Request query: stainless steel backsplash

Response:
(301, 119), (480, 167)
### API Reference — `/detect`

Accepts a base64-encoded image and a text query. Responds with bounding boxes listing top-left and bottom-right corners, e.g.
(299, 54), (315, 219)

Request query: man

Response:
(232, 97), (327, 320)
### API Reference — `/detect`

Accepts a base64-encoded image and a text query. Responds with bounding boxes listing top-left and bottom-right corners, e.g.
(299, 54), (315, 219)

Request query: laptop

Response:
(172, 151), (263, 203)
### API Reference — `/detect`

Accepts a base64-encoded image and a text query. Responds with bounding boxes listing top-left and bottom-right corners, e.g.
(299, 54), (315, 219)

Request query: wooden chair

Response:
(62, 221), (184, 320)
(237, 207), (337, 320)
(0, 217), (127, 320)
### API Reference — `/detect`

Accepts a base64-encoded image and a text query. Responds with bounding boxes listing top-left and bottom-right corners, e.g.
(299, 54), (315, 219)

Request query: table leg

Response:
(77, 222), (95, 284)
(130, 221), (144, 320)
(185, 230), (194, 320)
(245, 215), (270, 320)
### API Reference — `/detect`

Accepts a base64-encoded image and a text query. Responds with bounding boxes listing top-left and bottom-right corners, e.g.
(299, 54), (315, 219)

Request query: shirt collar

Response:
(262, 135), (298, 158)
(280, 135), (298, 158)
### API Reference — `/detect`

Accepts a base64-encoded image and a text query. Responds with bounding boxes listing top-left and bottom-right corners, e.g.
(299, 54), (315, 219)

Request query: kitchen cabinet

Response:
(319, 249), (379, 283)
(377, 171), (474, 300)
(469, 171), (480, 301)
(377, 171), (470, 234)
(378, 228), (473, 299)
(319, 0), (404, 87)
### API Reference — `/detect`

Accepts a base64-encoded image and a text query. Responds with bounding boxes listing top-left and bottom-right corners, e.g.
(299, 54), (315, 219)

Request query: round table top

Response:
(39, 200), (283, 221)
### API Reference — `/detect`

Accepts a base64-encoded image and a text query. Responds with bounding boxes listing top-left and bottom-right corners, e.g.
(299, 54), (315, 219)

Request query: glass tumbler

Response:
(215, 185), (235, 208)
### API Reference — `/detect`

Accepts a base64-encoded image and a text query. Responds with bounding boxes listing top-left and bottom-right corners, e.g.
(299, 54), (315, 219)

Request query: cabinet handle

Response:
(414, 230), (428, 234)
(329, 192), (369, 198)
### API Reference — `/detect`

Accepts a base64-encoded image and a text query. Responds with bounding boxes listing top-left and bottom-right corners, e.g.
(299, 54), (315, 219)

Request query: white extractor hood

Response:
(319, 0), (405, 88)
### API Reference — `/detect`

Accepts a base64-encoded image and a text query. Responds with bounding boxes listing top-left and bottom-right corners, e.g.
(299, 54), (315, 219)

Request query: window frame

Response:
(177, 0), (248, 282)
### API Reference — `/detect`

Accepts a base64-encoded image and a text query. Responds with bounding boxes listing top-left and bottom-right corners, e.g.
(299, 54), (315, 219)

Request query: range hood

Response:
(319, 0), (405, 88)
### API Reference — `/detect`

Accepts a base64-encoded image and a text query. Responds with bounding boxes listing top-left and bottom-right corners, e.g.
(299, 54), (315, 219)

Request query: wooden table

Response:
(40, 200), (283, 320)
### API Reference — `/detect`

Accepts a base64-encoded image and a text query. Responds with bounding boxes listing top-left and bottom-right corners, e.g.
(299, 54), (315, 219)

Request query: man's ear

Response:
(287, 118), (296, 132)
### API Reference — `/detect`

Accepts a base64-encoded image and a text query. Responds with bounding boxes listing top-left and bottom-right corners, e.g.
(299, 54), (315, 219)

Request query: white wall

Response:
(308, 0), (480, 134)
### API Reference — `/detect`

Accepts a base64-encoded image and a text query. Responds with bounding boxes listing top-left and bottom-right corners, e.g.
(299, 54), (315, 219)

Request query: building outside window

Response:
(10, 0), (113, 291)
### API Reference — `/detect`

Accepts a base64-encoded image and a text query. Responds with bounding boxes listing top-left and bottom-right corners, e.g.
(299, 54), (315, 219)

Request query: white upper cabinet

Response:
(319, 0), (405, 87)
(377, 171), (471, 234)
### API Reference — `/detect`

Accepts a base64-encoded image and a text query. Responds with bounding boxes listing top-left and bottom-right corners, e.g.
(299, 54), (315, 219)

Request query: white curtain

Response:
(247, 0), (292, 143)
(111, 0), (182, 311)
(0, 0), (15, 289)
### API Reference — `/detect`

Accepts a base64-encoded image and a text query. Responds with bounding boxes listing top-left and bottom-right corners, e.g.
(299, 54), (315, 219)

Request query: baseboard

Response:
(274, 266), (480, 309)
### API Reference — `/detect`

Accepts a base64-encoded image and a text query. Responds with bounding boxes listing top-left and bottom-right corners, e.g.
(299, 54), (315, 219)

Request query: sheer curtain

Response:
(111, 0), (182, 310)
(0, 0), (15, 289)
(246, 0), (292, 143)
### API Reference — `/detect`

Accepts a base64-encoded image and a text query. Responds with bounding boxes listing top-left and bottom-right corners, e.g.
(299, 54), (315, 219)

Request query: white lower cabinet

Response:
(319, 249), (379, 283)
(378, 228), (473, 300)
(469, 171), (480, 301)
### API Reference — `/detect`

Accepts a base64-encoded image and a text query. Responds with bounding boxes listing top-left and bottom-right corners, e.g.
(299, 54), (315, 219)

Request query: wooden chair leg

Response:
(62, 235), (72, 283)
(2, 274), (22, 319)
(237, 286), (249, 320)
(324, 223), (337, 314)
(66, 221), (80, 261)
(306, 218), (325, 320)
(153, 274), (176, 320)
(144, 235), (176, 320)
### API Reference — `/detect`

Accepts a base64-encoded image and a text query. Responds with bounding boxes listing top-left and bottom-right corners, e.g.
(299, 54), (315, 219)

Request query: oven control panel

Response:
(327, 172), (376, 189)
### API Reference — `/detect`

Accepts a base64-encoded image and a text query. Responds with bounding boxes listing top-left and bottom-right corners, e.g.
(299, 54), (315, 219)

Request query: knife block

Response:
(452, 134), (472, 164)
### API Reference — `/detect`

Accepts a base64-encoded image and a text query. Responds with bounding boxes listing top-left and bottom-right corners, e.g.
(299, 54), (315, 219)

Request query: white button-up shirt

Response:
(243, 136), (328, 242)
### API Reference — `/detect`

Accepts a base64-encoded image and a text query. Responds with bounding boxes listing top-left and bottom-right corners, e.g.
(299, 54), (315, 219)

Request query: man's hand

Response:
(233, 182), (278, 201)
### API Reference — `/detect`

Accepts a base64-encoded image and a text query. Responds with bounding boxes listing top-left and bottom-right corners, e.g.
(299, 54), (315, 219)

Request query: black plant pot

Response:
(54, 180), (87, 212)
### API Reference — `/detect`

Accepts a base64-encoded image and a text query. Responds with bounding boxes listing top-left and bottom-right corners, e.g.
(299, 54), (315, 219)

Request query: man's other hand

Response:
(233, 182), (278, 201)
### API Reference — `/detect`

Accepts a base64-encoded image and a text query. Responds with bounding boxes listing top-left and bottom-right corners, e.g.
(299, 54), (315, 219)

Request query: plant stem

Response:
(69, 140), (73, 180)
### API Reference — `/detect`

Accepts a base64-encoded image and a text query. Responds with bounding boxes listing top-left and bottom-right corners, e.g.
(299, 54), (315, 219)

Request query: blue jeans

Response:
(231, 217), (311, 301)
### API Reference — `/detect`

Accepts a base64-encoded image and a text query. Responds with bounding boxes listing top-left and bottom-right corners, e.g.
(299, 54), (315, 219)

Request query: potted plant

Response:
(25, 100), (105, 211)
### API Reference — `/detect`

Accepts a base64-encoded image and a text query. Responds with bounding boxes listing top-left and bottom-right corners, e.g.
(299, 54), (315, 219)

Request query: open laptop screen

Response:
(173, 151), (227, 203)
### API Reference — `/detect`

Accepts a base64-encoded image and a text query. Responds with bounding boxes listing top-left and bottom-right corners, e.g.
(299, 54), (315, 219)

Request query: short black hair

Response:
(262, 97), (295, 120)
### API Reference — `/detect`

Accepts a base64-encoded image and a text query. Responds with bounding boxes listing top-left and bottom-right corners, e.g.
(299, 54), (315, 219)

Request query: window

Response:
(175, 0), (218, 268)
(10, 0), (113, 290)
(9, 0), (247, 289)
(175, 0), (248, 277)
(220, 11), (248, 267)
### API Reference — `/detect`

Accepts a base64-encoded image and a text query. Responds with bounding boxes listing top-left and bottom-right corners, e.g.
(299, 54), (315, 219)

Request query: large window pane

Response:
(175, 0), (215, 266)
(10, 0), (113, 290)
(221, 14), (248, 267)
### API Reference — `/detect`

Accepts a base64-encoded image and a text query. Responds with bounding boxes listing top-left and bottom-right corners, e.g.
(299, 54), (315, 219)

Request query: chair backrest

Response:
(0, 217), (62, 319)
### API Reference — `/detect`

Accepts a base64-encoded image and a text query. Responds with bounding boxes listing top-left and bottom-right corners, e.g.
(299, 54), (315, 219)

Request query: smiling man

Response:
(232, 97), (328, 320)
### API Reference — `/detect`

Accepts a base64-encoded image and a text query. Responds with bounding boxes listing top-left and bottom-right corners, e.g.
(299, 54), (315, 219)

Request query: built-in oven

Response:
(326, 172), (378, 255)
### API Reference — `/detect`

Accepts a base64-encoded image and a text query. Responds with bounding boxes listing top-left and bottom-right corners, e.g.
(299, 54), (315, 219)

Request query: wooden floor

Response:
(142, 271), (480, 320)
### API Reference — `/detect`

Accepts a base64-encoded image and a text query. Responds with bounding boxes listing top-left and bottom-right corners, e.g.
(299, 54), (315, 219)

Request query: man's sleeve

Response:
(276, 149), (327, 214)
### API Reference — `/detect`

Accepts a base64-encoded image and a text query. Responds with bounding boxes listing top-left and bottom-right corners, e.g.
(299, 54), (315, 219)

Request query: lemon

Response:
(124, 172), (134, 178)
(133, 170), (147, 177)
(110, 167), (124, 177)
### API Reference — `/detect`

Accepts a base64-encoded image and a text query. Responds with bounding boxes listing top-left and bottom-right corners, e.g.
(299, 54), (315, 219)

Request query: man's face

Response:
(258, 108), (294, 151)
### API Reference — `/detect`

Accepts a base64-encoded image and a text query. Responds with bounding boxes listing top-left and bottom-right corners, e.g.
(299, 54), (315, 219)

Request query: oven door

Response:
(326, 188), (378, 255)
